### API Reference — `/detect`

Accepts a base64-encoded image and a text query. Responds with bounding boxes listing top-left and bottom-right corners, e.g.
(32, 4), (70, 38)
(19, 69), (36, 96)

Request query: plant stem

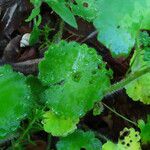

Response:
(103, 66), (150, 97)
(53, 20), (65, 43)
(14, 117), (37, 148)
(94, 131), (109, 142)
(80, 31), (98, 43)
(97, 67), (150, 125)
(82, 124), (109, 142)
(102, 102), (137, 126)
(14, 107), (46, 147)
(46, 134), (52, 150)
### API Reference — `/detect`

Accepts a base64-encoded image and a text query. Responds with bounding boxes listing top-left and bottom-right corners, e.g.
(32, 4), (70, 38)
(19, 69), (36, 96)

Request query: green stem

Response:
(82, 124), (109, 142)
(46, 134), (52, 150)
(102, 102), (137, 126)
(14, 107), (46, 147)
(53, 20), (65, 43)
(15, 117), (37, 147)
(103, 66), (150, 97)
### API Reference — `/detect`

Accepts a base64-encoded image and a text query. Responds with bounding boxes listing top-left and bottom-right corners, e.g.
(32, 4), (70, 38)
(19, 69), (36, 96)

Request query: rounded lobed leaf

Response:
(93, 0), (150, 57)
(118, 128), (141, 150)
(102, 128), (141, 150)
(38, 40), (112, 119)
(42, 111), (79, 137)
(125, 49), (150, 104)
(0, 65), (31, 139)
(56, 129), (102, 150)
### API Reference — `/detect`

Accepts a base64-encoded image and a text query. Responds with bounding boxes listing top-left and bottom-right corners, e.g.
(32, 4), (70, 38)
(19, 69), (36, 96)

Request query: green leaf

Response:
(93, 0), (150, 57)
(144, 47), (150, 61)
(118, 128), (141, 150)
(30, 0), (42, 7)
(102, 141), (117, 150)
(93, 102), (104, 116)
(45, 0), (77, 28)
(138, 31), (150, 47)
(0, 65), (31, 139)
(56, 130), (102, 150)
(29, 25), (41, 46)
(29, 14), (42, 46)
(102, 128), (141, 150)
(38, 41), (112, 119)
(125, 49), (150, 104)
(70, 0), (98, 22)
(138, 115), (150, 144)
(26, 75), (47, 105)
(42, 111), (79, 137)
(140, 1), (150, 30)
(28, 0), (150, 57)
(28, 0), (77, 28)
(25, 7), (41, 22)
(138, 31), (150, 62)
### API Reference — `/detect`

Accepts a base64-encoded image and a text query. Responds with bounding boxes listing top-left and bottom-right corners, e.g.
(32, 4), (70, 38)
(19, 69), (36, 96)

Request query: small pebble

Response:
(20, 33), (31, 47)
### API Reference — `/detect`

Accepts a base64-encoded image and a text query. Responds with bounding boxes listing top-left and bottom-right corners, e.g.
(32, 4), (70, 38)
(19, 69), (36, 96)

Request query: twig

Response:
(102, 102), (137, 126)
(80, 31), (98, 43)
(94, 131), (109, 142)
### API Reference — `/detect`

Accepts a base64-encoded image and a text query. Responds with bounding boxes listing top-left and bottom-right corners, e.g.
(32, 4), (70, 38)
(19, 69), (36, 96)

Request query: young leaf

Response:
(138, 31), (150, 47)
(29, 14), (42, 46)
(93, 102), (104, 116)
(42, 111), (79, 137)
(144, 47), (150, 62)
(138, 115), (150, 144)
(30, 0), (42, 7)
(29, 25), (41, 46)
(93, 0), (150, 57)
(38, 41), (112, 119)
(138, 31), (150, 61)
(125, 49), (150, 104)
(56, 130), (102, 150)
(28, 0), (77, 28)
(0, 65), (31, 139)
(25, 7), (41, 22)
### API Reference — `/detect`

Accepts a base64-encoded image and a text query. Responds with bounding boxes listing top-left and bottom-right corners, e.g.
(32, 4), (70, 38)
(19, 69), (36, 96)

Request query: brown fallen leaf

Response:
(2, 35), (22, 62)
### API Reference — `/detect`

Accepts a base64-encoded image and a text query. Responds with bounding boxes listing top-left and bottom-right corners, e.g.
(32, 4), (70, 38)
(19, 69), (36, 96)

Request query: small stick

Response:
(80, 31), (98, 43)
